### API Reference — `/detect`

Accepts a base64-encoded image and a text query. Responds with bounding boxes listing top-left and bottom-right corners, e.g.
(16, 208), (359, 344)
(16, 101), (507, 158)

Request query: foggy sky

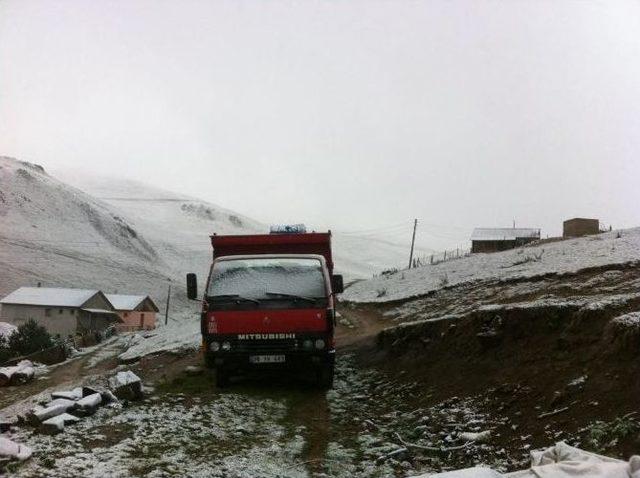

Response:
(1, 0), (639, 251)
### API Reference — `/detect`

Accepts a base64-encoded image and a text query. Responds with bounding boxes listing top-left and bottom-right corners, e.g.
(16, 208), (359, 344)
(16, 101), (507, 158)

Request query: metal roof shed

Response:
(471, 228), (540, 253)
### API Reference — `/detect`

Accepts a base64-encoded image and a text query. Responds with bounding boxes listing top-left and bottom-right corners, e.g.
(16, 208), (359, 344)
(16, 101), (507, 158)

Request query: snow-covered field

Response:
(342, 228), (640, 303)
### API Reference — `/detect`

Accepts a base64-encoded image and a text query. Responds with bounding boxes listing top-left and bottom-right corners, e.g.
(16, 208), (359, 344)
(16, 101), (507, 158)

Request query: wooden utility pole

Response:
(408, 219), (418, 269)
(164, 284), (171, 325)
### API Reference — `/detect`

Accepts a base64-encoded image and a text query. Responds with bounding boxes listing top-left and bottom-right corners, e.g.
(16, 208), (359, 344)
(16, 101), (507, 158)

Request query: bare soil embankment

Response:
(343, 262), (640, 462)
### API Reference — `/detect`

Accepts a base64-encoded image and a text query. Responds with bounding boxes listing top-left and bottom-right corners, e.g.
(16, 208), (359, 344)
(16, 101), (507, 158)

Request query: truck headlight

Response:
(210, 341), (220, 352)
(221, 341), (231, 351)
(303, 339), (313, 350)
(314, 339), (325, 350)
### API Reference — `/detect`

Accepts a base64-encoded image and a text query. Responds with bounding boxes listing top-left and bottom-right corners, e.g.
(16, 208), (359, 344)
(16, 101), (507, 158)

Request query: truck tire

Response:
(216, 368), (229, 388)
(317, 363), (334, 389)
(204, 352), (216, 369)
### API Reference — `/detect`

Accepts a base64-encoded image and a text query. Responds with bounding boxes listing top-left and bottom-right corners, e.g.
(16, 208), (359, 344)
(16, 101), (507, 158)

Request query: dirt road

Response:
(0, 336), (128, 417)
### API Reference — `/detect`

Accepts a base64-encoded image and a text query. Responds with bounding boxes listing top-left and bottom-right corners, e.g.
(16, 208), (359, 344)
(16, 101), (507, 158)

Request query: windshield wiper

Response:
(264, 292), (317, 303)
(209, 294), (260, 305)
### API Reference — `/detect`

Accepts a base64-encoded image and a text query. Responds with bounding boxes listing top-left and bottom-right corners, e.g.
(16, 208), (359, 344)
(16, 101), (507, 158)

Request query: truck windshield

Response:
(207, 257), (327, 304)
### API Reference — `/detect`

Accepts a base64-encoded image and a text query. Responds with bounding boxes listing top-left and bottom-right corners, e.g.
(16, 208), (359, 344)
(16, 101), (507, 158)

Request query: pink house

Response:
(105, 294), (159, 332)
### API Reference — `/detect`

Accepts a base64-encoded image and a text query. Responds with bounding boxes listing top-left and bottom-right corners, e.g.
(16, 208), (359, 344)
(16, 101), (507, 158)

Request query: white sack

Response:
(0, 436), (33, 461)
(413, 468), (503, 478)
(31, 400), (76, 423)
(411, 442), (640, 478)
(51, 387), (83, 401)
(508, 442), (631, 478)
(74, 392), (102, 416)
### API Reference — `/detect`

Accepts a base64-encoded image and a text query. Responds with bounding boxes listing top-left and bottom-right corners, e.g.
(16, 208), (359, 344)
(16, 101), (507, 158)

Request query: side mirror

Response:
(331, 274), (344, 294)
(186, 273), (198, 300)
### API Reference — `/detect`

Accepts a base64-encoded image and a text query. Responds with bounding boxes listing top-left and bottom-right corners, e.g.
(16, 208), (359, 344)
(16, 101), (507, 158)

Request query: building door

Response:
(139, 313), (144, 329)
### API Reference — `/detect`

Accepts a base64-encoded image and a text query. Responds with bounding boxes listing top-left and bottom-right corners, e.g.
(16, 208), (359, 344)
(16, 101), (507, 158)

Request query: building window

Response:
(59, 309), (64, 314)
(124, 312), (129, 318)
(70, 309), (75, 315)
(44, 308), (51, 317)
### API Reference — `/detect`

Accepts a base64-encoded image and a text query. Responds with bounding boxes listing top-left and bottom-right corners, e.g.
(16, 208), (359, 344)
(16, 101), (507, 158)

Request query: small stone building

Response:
(471, 228), (541, 253)
(105, 294), (159, 331)
(0, 287), (121, 338)
(563, 218), (599, 238)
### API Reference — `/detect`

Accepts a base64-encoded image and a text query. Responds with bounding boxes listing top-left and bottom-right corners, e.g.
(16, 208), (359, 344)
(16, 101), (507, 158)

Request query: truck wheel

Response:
(216, 368), (229, 388)
(317, 364), (334, 389)
(204, 352), (216, 369)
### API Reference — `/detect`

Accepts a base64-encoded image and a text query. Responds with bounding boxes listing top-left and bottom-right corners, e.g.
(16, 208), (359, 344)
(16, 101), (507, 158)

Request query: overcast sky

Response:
(1, 0), (639, 250)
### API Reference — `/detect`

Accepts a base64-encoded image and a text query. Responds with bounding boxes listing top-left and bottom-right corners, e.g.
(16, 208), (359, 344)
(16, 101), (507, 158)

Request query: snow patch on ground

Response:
(118, 319), (200, 362)
(0, 322), (17, 339)
(11, 392), (300, 478)
(85, 336), (129, 368)
(610, 311), (640, 328)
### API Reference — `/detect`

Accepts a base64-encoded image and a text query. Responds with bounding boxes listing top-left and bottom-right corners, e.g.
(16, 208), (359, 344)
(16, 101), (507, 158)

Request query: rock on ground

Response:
(74, 393), (102, 416)
(109, 370), (143, 400)
(41, 413), (80, 435)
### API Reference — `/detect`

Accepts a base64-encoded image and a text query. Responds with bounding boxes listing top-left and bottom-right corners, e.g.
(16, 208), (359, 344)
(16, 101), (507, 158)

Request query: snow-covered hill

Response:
(55, 169), (432, 279)
(54, 169), (265, 289)
(0, 156), (192, 312)
(342, 228), (640, 303)
(0, 156), (430, 316)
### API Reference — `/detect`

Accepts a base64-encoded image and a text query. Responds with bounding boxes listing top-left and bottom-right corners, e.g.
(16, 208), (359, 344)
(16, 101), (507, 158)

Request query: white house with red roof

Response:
(104, 294), (159, 331)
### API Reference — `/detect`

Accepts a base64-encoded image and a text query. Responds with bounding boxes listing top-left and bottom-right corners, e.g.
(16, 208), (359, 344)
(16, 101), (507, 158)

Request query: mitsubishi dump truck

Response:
(186, 226), (344, 388)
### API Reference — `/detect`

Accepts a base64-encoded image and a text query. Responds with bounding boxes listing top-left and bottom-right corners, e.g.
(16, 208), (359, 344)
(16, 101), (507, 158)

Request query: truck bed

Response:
(210, 232), (334, 273)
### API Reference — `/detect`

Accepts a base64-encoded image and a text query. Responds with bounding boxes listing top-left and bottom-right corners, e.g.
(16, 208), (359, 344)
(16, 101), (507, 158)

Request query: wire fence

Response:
(412, 247), (471, 268)
(374, 247), (471, 277)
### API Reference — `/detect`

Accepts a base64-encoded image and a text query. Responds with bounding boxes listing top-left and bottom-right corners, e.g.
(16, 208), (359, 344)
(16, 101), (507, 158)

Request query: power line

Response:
(337, 219), (471, 237)
(336, 220), (415, 235)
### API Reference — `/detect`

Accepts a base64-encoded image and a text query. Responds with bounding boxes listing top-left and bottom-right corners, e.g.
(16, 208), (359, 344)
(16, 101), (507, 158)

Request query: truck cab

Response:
(186, 230), (343, 388)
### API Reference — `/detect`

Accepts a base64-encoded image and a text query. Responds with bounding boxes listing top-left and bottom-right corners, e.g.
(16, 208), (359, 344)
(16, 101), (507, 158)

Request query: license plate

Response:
(249, 355), (286, 364)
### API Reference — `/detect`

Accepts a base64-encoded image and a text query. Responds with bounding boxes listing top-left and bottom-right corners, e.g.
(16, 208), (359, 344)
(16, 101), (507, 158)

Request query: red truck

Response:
(186, 229), (344, 388)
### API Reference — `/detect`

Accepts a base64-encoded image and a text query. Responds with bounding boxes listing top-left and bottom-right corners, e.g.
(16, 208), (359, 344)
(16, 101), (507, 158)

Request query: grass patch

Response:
(155, 371), (217, 396)
(586, 414), (639, 453)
